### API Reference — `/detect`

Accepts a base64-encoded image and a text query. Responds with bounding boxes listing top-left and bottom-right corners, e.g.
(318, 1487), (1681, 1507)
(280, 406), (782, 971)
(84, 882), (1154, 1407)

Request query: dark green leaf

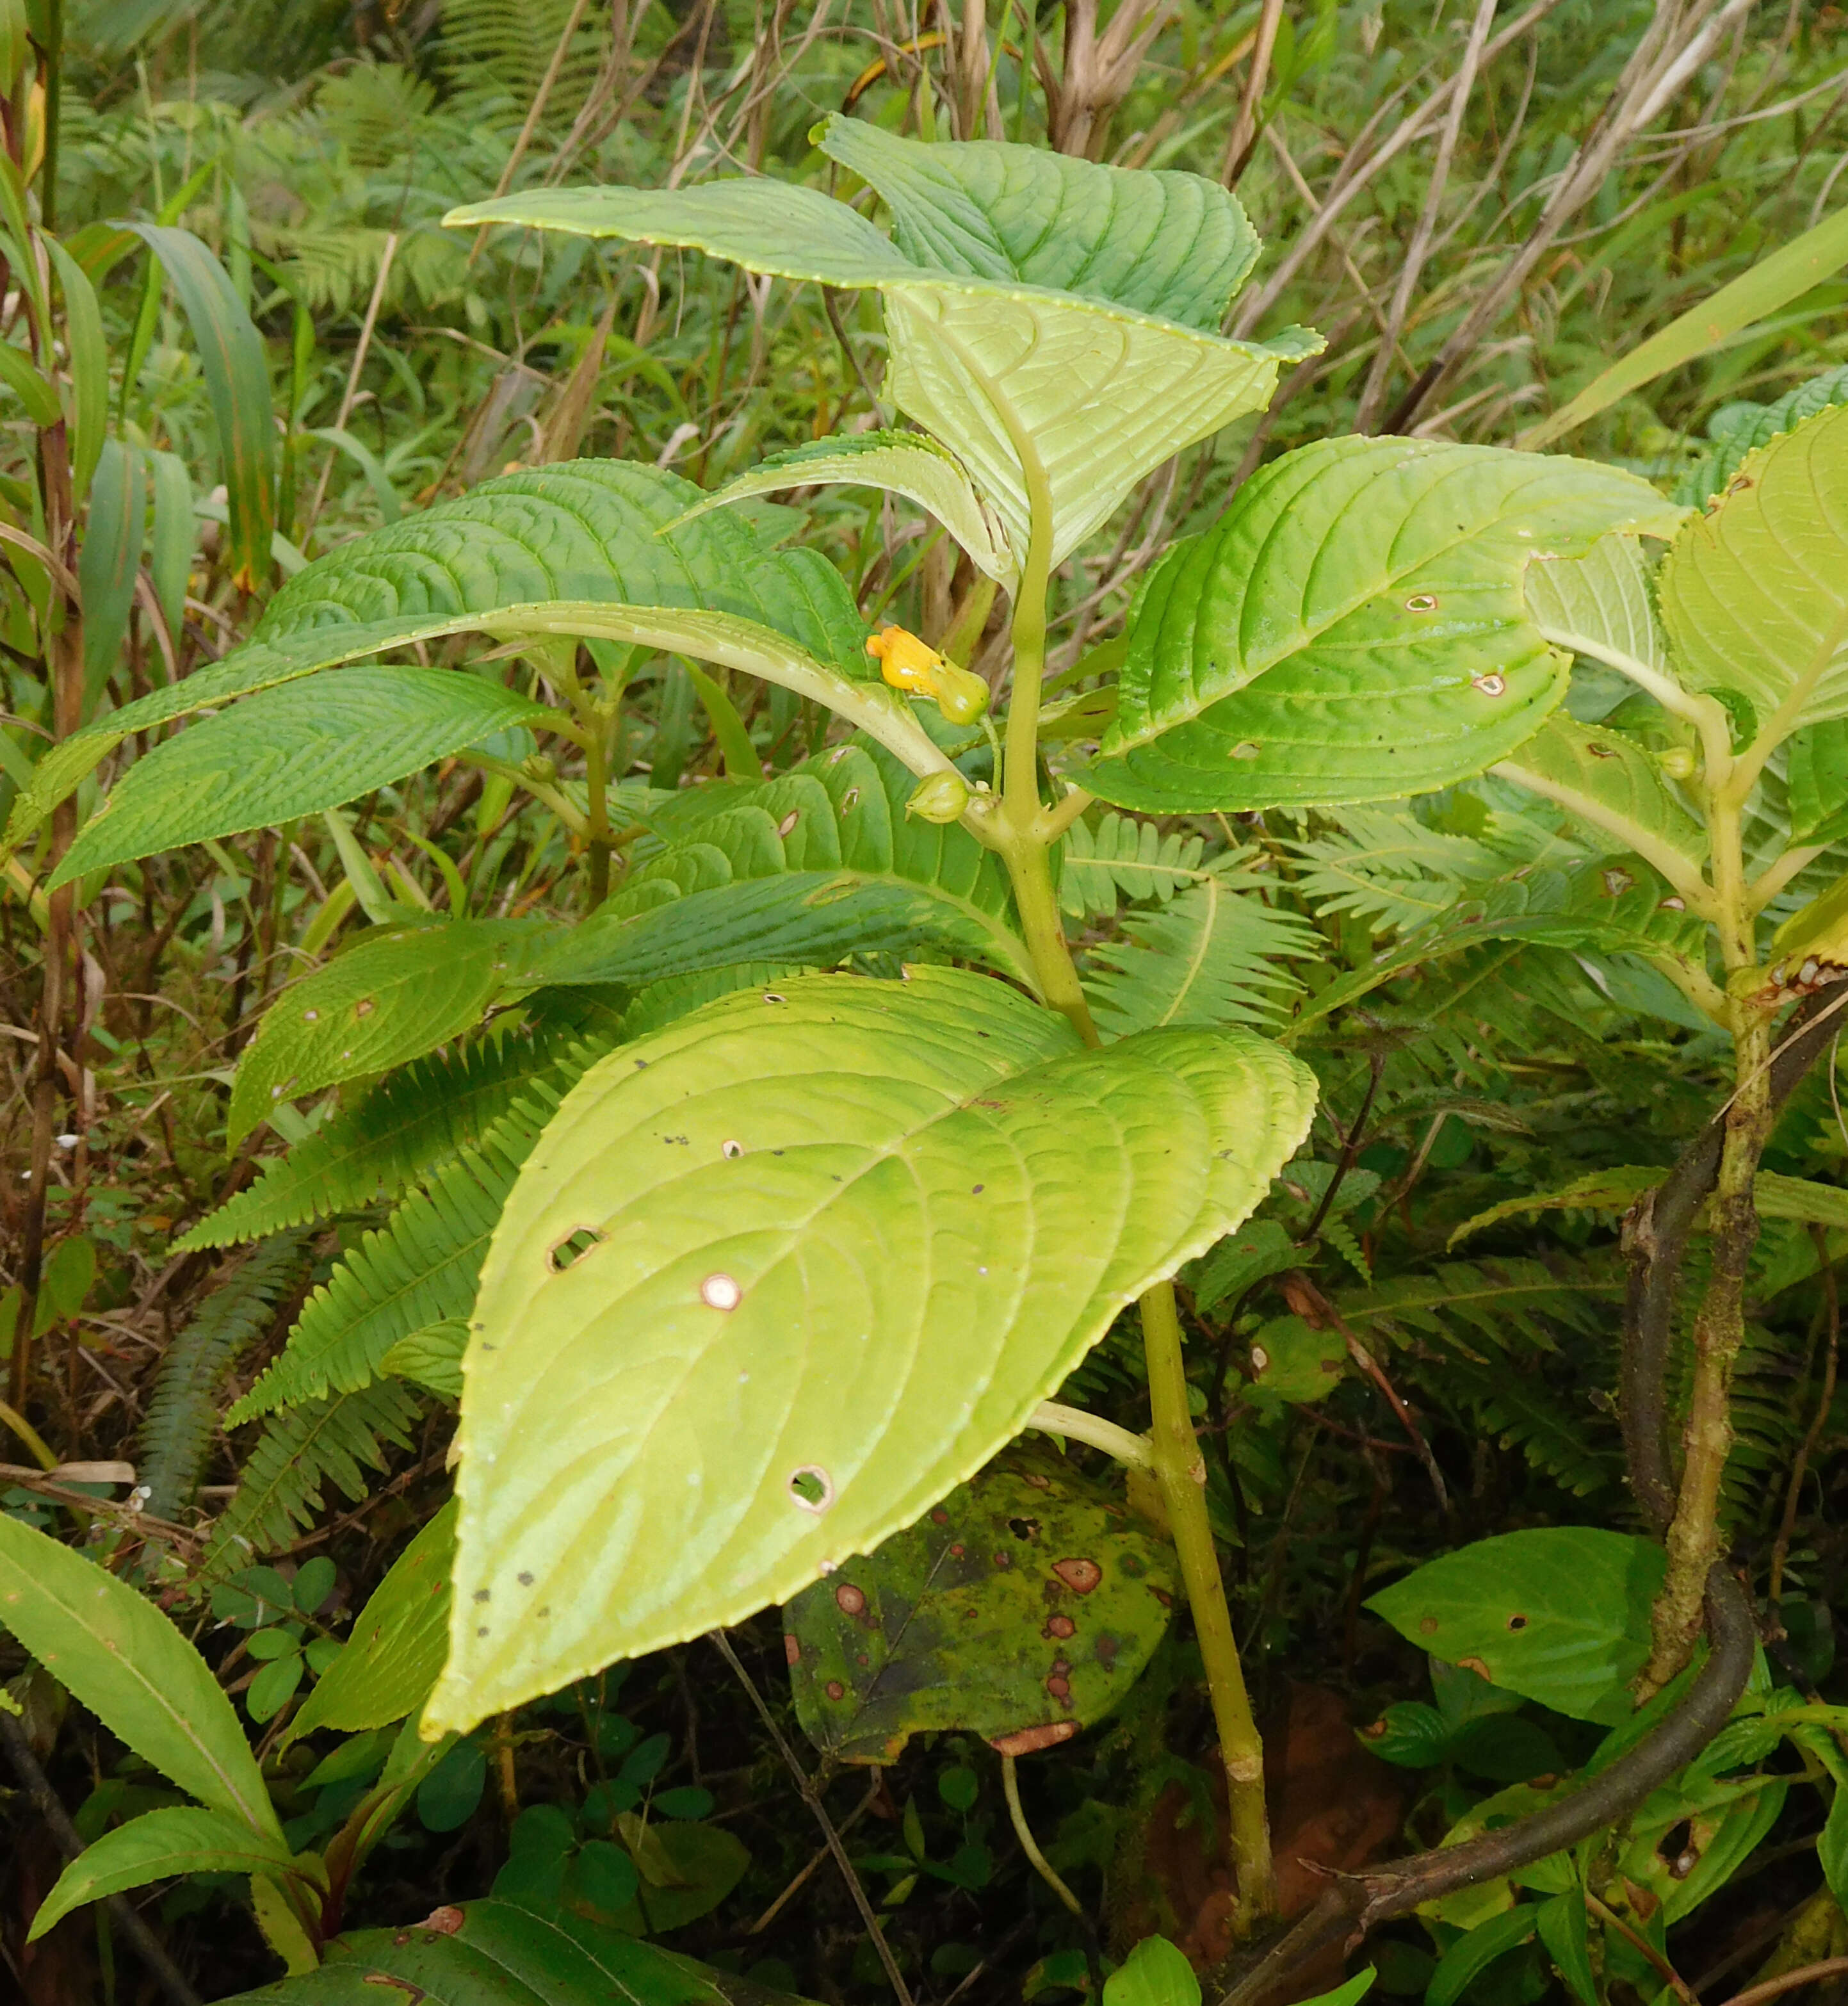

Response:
(53, 668), (549, 888)
(1367, 1529), (1665, 1724)
(785, 1445), (1176, 1763)
(218, 1897), (820, 2003)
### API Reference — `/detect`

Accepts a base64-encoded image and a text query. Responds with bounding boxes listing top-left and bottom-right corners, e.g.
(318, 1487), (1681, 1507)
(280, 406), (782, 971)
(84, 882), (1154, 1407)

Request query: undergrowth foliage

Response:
(3, 4), (1848, 2005)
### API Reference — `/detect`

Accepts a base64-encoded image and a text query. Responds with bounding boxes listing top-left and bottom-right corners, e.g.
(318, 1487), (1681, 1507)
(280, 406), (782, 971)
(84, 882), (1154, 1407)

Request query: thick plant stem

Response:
(995, 610), (1274, 1930)
(1144, 1280), (1276, 1920)
(1644, 760), (1767, 1689)
(1645, 1006), (1773, 1688)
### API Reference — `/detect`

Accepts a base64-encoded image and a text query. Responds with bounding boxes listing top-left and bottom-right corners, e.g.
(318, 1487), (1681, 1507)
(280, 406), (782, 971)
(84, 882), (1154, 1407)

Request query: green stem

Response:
(1143, 1280), (1276, 1919)
(991, 458), (1276, 1927)
(580, 706), (613, 910)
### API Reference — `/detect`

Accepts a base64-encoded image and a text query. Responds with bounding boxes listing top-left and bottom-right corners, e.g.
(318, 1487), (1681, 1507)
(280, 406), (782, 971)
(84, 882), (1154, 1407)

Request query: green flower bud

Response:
(905, 770), (971, 824)
(1657, 746), (1698, 781)
(521, 752), (558, 784)
(930, 660), (991, 724)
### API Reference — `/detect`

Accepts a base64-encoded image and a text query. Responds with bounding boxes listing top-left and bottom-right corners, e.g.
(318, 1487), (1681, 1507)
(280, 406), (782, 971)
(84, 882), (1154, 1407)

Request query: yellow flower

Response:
(866, 625), (991, 724)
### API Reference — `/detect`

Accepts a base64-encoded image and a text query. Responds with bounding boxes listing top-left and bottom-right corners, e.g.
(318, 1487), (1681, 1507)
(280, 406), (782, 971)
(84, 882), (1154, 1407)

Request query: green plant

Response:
(3, 115), (1757, 1942)
(8, 28), (1848, 1998)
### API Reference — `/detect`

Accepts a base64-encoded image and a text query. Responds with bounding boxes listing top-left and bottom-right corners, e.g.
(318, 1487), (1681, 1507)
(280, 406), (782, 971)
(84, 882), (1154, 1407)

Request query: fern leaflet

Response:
(137, 1234), (315, 1519)
(177, 1025), (583, 1252)
(203, 1381), (421, 1574)
(1084, 867), (1317, 1037)
(1058, 811), (1209, 918)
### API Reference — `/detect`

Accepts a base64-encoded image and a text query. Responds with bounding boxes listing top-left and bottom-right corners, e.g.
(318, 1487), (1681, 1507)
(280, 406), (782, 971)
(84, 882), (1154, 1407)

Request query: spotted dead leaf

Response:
(782, 1444), (1176, 1763)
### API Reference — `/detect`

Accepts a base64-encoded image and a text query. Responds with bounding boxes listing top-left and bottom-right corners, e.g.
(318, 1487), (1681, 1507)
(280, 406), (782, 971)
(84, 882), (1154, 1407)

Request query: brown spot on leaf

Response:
(1456, 1655), (1491, 1679)
(948, 1543), (965, 1558)
(1418, 1617), (1439, 1635)
(993, 1550), (1012, 1569)
(1044, 1615), (1076, 1640)
(1053, 1557), (1103, 1594)
(990, 1721), (1078, 1757)
(1046, 1674), (1073, 1706)
(784, 1634), (800, 1666)
(416, 1907), (465, 1936)
(825, 1680), (845, 1701)
(931, 1507), (950, 1524)
(834, 1582), (868, 1617)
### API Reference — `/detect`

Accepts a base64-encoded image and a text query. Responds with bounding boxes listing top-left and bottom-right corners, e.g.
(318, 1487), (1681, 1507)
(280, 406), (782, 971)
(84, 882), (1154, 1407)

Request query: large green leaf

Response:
(1786, 717), (1848, 847)
(5, 461), (955, 863)
(229, 922), (547, 1147)
(1674, 364), (1848, 510)
(220, 1897), (817, 2003)
(667, 430), (1016, 585)
(1366, 1528), (1665, 1724)
(286, 1500), (457, 1745)
(784, 1444), (1174, 1763)
(816, 117), (1258, 330)
(30, 1807), (296, 1941)
(446, 127), (1313, 573)
(0, 1512), (280, 1838)
(425, 967), (1315, 1733)
(51, 669), (548, 889)
(1660, 404), (1848, 740)
(1083, 438), (1684, 812)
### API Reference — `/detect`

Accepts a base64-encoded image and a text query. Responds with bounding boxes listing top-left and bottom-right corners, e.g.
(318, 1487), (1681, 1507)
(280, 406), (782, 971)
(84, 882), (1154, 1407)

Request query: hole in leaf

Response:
(1406, 594), (1438, 611)
(549, 1228), (604, 1272)
(789, 1466), (834, 1512)
(1007, 1517), (1041, 1540)
(722, 1139), (745, 1159)
(1657, 1819), (1694, 1870)
(1505, 1611), (1528, 1631)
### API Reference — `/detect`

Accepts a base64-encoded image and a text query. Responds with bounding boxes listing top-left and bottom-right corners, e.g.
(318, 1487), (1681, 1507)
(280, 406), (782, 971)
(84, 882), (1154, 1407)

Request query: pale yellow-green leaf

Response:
(880, 279), (1301, 569)
(1492, 713), (1708, 899)
(425, 968), (1315, 1734)
(1660, 404), (1848, 740)
(1522, 533), (1676, 678)
(666, 430), (1016, 587)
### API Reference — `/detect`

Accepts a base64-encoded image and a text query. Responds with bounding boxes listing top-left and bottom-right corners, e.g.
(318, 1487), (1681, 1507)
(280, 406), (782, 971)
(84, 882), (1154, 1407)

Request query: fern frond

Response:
(1436, 1357), (1618, 1497)
(1284, 809), (1511, 931)
(1084, 872), (1317, 1037)
(435, 0), (608, 138)
(226, 1118), (535, 1426)
(136, 1234), (316, 1519)
(203, 1381), (421, 1574)
(1058, 811), (1208, 918)
(1336, 1257), (1617, 1356)
(178, 1025), (593, 1253)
